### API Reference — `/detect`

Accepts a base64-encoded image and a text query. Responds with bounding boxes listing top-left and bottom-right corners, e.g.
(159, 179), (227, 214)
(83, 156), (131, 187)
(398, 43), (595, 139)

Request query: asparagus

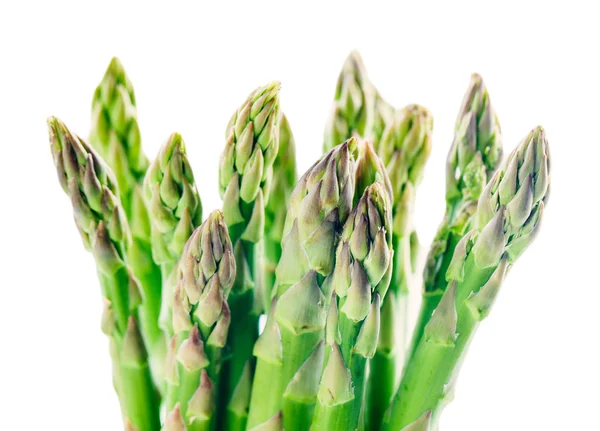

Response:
(143, 133), (203, 338)
(409, 74), (502, 359)
(366, 105), (433, 430)
(247, 139), (358, 430)
(311, 182), (393, 431)
(48, 117), (160, 431)
(90, 57), (164, 377)
(261, 113), (297, 311)
(383, 127), (550, 430)
(218, 82), (281, 430)
(323, 52), (374, 152)
(144, 132), (203, 411)
(165, 210), (236, 431)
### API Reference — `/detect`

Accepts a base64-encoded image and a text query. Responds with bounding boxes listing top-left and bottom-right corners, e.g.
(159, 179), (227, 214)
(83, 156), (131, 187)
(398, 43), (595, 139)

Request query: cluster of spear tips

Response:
(48, 51), (550, 431)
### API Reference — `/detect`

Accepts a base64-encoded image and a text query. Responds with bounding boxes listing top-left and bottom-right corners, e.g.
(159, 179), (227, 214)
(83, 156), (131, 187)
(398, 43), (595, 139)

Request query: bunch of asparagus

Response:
(48, 52), (550, 431)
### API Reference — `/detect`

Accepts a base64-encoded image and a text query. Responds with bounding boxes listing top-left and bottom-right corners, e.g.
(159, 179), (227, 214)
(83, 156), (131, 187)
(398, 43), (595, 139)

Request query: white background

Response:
(0, 1), (597, 430)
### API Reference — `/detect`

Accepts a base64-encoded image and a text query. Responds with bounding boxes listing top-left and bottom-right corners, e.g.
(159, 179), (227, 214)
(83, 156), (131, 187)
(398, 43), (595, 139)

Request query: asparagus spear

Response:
(144, 133), (204, 409)
(143, 133), (203, 335)
(247, 139), (358, 430)
(409, 74), (502, 359)
(383, 127), (550, 430)
(48, 117), (160, 431)
(218, 82), (281, 430)
(366, 104), (433, 430)
(90, 57), (164, 377)
(261, 113), (297, 311)
(311, 181), (393, 431)
(323, 52), (375, 152)
(164, 210), (236, 431)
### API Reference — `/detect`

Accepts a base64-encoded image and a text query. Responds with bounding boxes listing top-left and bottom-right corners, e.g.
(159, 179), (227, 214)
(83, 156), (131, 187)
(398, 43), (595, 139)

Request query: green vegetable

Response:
(247, 139), (358, 431)
(383, 126), (550, 430)
(165, 210), (236, 431)
(218, 82), (281, 431)
(366, 104), (433, 430)
(48, 117), (160, 431)
(409, 74), (503, 359)
(90, 58), (164, 382)
(323, 52), (374, 152)
(311, 182), (393, 431)
(143, 132), (203, 339)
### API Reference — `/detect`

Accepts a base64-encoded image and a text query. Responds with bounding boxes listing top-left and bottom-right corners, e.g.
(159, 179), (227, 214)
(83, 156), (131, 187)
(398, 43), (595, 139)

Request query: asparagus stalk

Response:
(164, 210), (236, 431)
(383, 127), (551, 430)
(366, 105), (433, 430)
(143, 133), (203, 336)
(218, 82), (281, 430)
(143, 133), (204, 411)
(261, 113), (297, 311)
(312, 181), (393, 431)
(247, 139), (358, 430)
(48, 117), (160, 431)
(323, 52), (375, 152)
(90, 57), (164, 378)
(409, 74), (502, 359)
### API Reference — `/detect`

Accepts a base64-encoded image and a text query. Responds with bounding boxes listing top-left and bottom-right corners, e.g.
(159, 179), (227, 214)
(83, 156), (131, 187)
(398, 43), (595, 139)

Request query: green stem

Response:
(103, 267), (131, 334)
(128, 239), (165, 385)
(366, 349), (395, 431)
(179, 366), (202, 419)
(313, 304), (367, 431)
(261, 237), (280, 312)
(311, 353), (367, 431)
(282, 395), (315, 431)
(165, 332), (185, 412)
(408, 231), (460, 360)
(365, 234), (410, 431)
(103, 268), (160, 431)
(246, 357), (283, 428)
(160, 261), (178, 336)
(279, 328), (322, 431)
(99, 274), (126, 418)
(366, 290), (407, 431)
(201, 323), (223, 431)
(128, 240), (162, 345)
(120, 357), (161, 431)
(221, 289), (258, 431)
(382, 254), (494, 430)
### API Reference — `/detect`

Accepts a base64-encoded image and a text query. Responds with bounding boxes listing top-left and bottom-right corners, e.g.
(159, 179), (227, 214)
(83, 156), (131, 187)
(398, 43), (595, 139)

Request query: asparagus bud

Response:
(144, 133), (203, 265)
(446, 73), (502, 202)
(323, 52), (374, 151)
(49, 117), (127, 277)
(220, 81), (280, 244)
(167, 210), (236, 427)
(473, 126), (550, 267)
(90, 57), (148, 198)
(377, 104), (433, 236)
(312, 183), (392, 431)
